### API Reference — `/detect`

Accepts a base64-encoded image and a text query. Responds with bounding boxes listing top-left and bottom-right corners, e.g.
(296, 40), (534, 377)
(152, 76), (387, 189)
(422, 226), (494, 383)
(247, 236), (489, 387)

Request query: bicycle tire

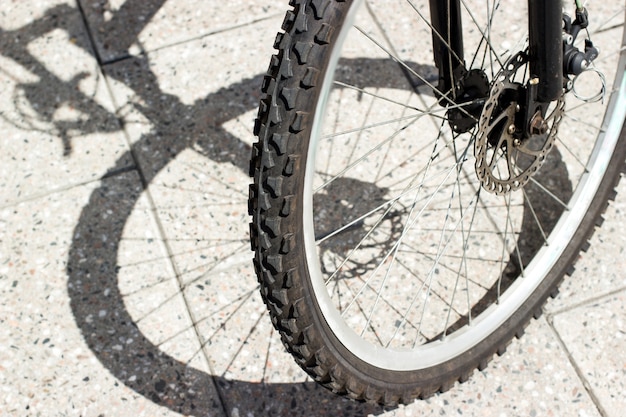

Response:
(249, 0), (626, 405)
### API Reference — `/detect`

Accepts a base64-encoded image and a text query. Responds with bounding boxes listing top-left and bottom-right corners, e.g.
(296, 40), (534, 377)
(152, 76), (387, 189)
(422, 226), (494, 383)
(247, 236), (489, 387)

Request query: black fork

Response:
(429, 0), (564, 121)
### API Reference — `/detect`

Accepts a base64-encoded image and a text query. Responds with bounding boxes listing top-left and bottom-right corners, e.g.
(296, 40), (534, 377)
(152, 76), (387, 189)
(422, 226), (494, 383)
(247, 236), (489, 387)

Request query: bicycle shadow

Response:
(4, 3), (572, 415)
(40, 3), (414, 416)
(0, 3), (391, 414)
(71, 52), (436, 414)
(64, 68), (389, 417)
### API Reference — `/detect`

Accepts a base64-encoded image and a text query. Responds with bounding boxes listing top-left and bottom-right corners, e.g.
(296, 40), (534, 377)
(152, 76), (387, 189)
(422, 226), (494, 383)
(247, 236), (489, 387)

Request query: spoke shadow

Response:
(0, 3), (417, 416)
(61, 44), (390, 417)
(4, 3), (577, 415)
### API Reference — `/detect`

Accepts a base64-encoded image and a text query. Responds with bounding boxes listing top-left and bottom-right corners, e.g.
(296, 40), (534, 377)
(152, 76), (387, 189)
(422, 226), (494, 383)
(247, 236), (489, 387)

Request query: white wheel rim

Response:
(302, 0), (626, 371)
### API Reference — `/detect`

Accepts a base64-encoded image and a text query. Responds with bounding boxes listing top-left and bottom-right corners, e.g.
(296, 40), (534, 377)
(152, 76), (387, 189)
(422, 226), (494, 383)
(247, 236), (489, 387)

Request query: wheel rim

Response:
(303, 0), (626, 371)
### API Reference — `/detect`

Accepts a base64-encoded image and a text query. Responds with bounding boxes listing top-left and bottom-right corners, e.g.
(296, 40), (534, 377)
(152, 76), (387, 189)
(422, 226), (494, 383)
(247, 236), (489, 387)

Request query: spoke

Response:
(340, 277), (387, 346)
(375, 119), (474, 184)
(554, 135), (590, 172)
(347, 87), (378, 169)
(315, 146), (468, 245)
(314, 89), (480, 194)
(562, 112), (607, 135)
(443, 132), (481, 333)
(386, 139), (477, 344)
(341, 139), (459, 316)
(402, 0), (466, 67)
(321, 189), (435, 294)
(316, 181), (430, 244)
(460, 0), (506, 70)
(338, 257), (423, 335)
(315, 111), (424, 193)
(395, 190), (480, 346)
(528, 177), (570, 210)
(361, 224), (408, 336)
(364, 121), (465, 338)
(521, 186), (549, 245)
(332, 81), (483, 123)
(591, 6), (626, 36)
(321, 113), (433, 140)
(333, 81), (438, 115)
(400, 248), (504, 264)
(505, 193), (525, 278)
(414, 149), (474, 339)
(495, 193), (512, 300)
(396, 244), (496, 286)
(353, 25), (476, 120)
(423, 161), (466, 336)
(471, 0), (503, 77)
(321, 152), (451, 285)
(395, 257), (466, 326)
(374, 93), (414, 182)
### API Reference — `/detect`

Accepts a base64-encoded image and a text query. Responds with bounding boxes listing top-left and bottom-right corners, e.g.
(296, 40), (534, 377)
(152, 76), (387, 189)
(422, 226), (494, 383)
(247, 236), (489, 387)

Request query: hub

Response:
(447, 69), (490, 134)
(474, 52), (565, 195)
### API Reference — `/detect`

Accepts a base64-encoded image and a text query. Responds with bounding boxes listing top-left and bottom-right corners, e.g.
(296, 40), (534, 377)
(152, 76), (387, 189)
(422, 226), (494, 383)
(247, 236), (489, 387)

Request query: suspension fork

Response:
(528, 0), (563, 103)
(429, 0), (465, 101)
(429, 0), (564, 104)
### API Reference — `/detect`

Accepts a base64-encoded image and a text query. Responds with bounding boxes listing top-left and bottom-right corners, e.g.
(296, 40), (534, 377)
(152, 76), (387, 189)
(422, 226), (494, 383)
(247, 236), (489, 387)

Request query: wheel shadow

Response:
(0, 2), (405, 415)
(67, 158), (387, 416)
(62, 57), (388, 415)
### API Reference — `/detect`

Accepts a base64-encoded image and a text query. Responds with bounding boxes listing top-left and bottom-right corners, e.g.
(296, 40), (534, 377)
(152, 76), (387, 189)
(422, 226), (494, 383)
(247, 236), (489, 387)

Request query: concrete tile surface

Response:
(544, 178), (626, 314)
(551, 292), (626, 417)
(0, 0), (76, 31)
(1, 1), (625, 417)
(78, 0), (284, 63)
(0, 178), (223, 416)
(407, 318), (603, 417)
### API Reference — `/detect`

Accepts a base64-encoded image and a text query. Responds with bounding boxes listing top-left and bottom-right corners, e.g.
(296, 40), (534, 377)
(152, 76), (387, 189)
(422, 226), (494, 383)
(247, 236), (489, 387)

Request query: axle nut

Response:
(529, 112), (548, 135)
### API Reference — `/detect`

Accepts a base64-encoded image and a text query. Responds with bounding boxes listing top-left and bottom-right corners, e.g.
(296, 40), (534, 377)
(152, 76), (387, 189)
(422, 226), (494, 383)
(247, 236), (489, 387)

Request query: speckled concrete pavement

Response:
(1, 1), (625, 416)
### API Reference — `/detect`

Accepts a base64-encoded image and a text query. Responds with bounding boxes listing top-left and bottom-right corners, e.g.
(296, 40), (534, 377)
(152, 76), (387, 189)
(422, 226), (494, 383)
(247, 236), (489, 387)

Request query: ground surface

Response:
(1, 1), (625, 416)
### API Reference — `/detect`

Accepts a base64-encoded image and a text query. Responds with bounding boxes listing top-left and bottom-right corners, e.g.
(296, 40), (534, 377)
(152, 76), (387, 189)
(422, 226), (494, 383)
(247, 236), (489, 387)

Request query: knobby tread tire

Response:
(249, 0), (626, 406)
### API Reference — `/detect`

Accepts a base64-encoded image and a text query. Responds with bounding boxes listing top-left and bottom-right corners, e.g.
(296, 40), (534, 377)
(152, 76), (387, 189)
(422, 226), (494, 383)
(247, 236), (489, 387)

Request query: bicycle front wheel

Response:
(250, 0), (626, 404)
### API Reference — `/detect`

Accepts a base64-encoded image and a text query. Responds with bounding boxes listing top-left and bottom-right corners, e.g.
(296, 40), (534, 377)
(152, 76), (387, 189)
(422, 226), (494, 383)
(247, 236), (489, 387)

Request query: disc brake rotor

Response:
(474, 53), (565, 195)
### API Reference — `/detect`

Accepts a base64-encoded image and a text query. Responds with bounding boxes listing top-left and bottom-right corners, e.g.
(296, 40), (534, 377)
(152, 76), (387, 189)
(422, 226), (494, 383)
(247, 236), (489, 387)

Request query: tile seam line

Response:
(545, 316), (610, 417)
(75, 2), (231, 416)
(99, 11), (286, 66)
(122, 135), (232, 417)
(545, 285), (626, 317)
(77, 0), (214, 379)
(75, 0), (105, 66)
